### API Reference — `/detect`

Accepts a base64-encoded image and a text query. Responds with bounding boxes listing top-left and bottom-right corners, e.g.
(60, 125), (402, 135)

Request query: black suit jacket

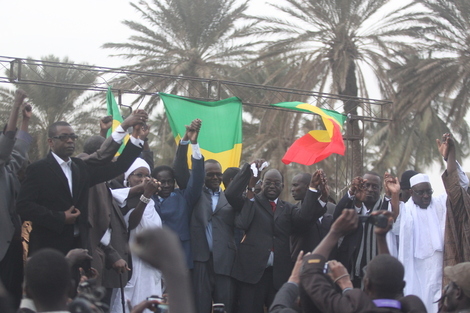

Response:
(16, 140), (141, 255)
(226, 164), (319, 289)
(190, 188), (239, 276)
(332, 193), (388, 275)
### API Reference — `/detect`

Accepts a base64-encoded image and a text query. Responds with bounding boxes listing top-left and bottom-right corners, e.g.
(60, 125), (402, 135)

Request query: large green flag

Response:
(106, 87), (128, 155)
(160, 93), (243, 171)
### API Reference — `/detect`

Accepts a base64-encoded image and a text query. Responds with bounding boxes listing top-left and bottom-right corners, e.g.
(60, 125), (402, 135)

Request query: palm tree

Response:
(3, 55), (100, 160)
(366, 0), (470, 174)
(103, 0), (260, 112)
(248, 0), (418, 177)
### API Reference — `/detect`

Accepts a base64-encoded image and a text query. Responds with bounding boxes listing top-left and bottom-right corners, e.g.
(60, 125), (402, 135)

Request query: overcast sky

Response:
(0, 0), (453, 191)
(1, 0), (269, 68)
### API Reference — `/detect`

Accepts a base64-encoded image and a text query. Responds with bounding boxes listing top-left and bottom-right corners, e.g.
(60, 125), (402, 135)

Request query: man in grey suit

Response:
(0, 89), (32, 308)
(191, 159), (239, 313)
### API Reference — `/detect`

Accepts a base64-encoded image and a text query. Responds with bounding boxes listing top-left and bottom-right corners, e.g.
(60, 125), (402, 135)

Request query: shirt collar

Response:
(51, 151), (72, 166)
(204, 186), (221, 195)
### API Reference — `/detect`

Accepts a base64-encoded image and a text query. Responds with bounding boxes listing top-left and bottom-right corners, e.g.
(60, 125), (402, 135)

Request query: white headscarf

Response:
(123, 158), (151, 187)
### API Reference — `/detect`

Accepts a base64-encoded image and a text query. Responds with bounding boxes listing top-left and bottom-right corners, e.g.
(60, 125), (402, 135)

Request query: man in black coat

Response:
(225, 161), (324, 313)
(16, 119), (145, 256)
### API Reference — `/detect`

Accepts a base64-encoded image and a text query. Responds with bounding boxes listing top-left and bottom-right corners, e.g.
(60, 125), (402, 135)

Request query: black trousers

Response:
(0, 237), (24, 310)
(192, 256), (234, 313)
(235, 267), (276, 313)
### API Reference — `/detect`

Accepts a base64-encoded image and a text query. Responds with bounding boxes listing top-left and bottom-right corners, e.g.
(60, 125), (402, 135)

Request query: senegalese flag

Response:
(106, 87), (129, 155)
(159, 93), (242, 171)
(272, 102), (347, 165)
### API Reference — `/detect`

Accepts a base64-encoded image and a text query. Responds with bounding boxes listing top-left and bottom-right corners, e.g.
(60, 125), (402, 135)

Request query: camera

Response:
(147, 295), (168, 313)
(213, 303), (225, 313)
(358, 213), (388, 228)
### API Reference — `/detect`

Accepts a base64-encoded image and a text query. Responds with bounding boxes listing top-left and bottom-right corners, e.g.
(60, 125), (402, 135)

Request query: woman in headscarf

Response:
(110, 158), (162, 313)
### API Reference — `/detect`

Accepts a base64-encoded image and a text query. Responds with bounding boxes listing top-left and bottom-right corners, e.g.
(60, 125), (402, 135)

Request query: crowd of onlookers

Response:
(0, 89), (470, 313)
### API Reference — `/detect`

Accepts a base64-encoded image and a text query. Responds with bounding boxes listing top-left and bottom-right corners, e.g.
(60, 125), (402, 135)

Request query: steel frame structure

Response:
(0, 56), (392, 196)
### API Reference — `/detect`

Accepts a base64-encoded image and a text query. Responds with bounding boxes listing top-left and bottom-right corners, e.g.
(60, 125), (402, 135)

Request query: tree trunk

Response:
(340, 61), (363, 178)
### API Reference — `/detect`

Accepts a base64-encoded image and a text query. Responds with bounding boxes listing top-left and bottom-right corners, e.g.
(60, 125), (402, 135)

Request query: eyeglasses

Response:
(51, 134), (79, 142)
(130, 173), (150, 179)
(412, 189), (433, 196)
(263, 181), (282, 188)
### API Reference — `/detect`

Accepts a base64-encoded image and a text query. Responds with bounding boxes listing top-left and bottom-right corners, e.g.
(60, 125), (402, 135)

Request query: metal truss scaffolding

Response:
(0, 56), (392, 196)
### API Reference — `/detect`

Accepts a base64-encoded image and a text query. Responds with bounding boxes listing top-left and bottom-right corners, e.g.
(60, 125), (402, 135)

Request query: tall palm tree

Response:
(2, 55), (100, 160)
(103, 0), (260, 112)
(366, 0), (470, 174)
(249, 0), (418, 177)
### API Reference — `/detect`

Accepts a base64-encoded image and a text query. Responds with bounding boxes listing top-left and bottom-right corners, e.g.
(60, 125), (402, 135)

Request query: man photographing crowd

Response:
(298, 208), (426, 313)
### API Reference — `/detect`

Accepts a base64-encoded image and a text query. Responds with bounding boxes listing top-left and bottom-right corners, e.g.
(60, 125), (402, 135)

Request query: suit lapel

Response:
(213, 191), (228, 214)
(46, 152), (72, 200)
(257, 194), (274, 216)
(273, 200), (284, 220)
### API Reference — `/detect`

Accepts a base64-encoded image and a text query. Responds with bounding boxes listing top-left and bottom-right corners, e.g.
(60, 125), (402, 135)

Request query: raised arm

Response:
(0, 89), (26, 165)
(128, 178), (160, 231)
(333, 177), (367, 220)
(81, 110), (148, 165)
(173, 119), (201, 189)
(384, 172), (400, 220)
(293, 170), (329, 226)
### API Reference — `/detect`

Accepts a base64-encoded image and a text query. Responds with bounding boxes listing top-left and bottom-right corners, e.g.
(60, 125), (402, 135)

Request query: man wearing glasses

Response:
(392, 133), (469, 313)
(225, 162), (323, 313)
(17, 115), (146, 256)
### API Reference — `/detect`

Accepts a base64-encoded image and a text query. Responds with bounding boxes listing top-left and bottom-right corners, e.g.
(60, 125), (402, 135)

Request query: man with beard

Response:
(332, 172), (391, 287)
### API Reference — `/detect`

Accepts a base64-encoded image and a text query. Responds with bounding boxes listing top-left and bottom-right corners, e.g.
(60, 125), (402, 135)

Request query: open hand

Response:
(331, 209), (358, 236)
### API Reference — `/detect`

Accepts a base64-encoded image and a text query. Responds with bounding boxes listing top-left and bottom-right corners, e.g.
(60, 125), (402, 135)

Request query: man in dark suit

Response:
(225, 162), (324, 313)
(16, 116), (146, 256)
(191, 159), (239, 313)
(290, 171), (332, 262)
(332, 172), (390, 287)
(152, 119), (205, 269)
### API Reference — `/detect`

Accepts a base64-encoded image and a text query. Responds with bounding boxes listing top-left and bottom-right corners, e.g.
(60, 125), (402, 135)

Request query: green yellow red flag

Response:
(106, 87), (128, 155)
(159, 93), (242, 171)
(271, 102), (346, 165)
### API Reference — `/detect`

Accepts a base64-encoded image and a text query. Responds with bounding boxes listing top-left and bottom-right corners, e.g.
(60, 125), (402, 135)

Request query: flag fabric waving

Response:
(159, 93), (243, 171)
(271, 102), (347, 165)
(106, 87), (128, 155)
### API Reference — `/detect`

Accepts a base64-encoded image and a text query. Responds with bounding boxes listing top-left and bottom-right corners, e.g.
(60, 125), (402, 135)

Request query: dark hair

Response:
(294, 172), (311, 185)
(48, 121), (71, 138)
(364, 171), (382, 183)
(222, 167), (240, 188)
(25, 249), (71, 308)
(83, 136), (105, 155)
(204, 159), (221, 167)
(366, 254), (405, 297)
(152, 165), (175, 179)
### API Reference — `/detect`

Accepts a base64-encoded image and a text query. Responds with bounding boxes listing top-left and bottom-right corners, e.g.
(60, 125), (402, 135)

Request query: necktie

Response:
(269, 201), (276, 212)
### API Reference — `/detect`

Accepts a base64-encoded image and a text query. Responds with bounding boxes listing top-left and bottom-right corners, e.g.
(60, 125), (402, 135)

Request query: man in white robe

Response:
(393, 134), (468, 313)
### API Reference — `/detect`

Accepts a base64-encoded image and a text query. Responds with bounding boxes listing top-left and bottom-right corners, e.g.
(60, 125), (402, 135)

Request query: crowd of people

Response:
(0, 89), (470, 313)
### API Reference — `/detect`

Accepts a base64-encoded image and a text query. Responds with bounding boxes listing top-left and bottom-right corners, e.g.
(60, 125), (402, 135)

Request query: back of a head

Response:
(83, 135), (105, 155)
(366, 254), (405, 297)
(25, 249), (71, 309)
(222, 167), (240, 189)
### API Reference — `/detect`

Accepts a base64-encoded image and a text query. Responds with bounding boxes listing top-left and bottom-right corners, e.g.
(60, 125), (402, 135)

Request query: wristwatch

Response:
(140, 194), (151, 204)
